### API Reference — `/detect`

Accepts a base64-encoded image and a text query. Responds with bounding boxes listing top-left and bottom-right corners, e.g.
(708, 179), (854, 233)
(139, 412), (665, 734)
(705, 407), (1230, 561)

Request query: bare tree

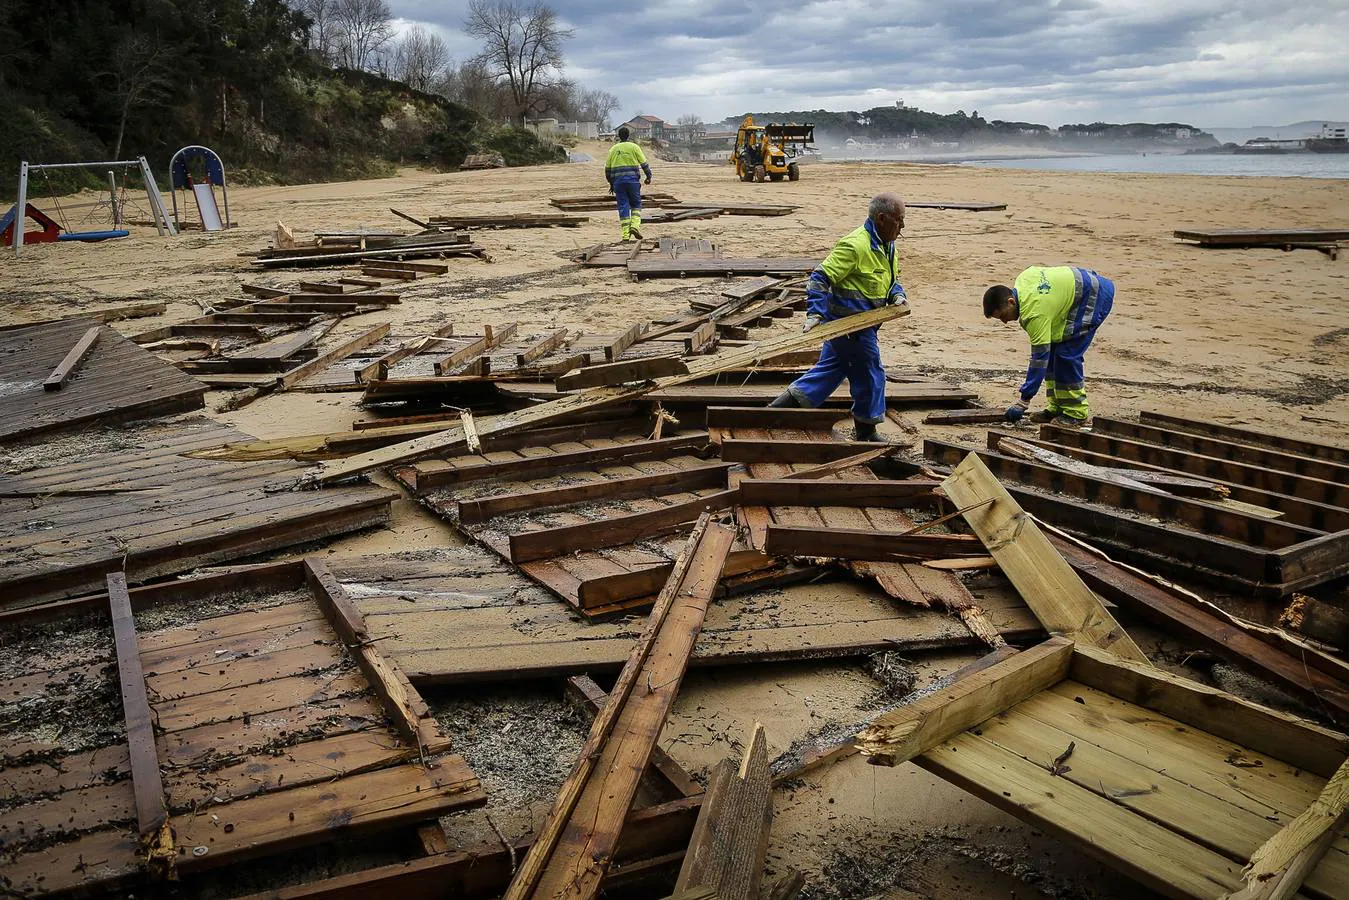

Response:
(333, 0), (393, 71)
(676, 113), (706, 148)
(464, 0), (572, 124)
(391, 25), (450, 92)
(440, 57), (509, 117)
(293, 0), (339, 63)
(102, 33), (175, 159)
(578, 88), (620, 130)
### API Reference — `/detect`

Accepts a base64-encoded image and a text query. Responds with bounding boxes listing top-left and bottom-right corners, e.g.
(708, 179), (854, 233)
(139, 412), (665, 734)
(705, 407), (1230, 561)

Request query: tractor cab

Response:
(733, 116), (816, 183)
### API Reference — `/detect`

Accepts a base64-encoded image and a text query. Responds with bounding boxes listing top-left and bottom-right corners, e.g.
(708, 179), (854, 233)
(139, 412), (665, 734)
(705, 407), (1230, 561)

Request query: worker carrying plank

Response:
(767, 193), (907, 442)
(983, 266), (1115, 426)
(604, 125), (653, 242)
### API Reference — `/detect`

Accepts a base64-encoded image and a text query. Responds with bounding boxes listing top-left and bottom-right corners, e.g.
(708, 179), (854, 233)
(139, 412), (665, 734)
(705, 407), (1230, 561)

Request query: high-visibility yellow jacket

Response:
(806, 220), (907, 321)
(1014, 265), (1115, 399)
(605, 141), (652, 186)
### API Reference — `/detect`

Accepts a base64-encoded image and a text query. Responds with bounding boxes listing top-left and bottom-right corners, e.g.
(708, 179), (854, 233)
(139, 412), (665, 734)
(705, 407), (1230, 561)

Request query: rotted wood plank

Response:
(764, 525), (983, 561)
(556, 356), (689, 390)
(738, 478), (939, 508)
(722, 438), (910, 464)
(507, 491), (735, 563)
(705, 407), (849, 430)
(1141, 410), (1349, 465)
(459, 463), (731, 524)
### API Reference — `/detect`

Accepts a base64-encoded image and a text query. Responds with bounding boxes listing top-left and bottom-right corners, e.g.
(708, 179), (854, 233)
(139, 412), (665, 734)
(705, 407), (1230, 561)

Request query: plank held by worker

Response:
(302, 304), (909, 486)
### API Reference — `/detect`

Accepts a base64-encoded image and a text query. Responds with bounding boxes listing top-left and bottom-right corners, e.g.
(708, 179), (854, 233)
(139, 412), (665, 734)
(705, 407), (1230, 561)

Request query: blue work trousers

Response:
(1043, 328), (1098, 420)
(613, 180), (642, 220)
(786, 327), (886, 424)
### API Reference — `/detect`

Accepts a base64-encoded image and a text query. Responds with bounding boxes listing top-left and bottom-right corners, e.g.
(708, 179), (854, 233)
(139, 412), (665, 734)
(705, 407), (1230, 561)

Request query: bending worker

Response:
(768, 193), (908, 442)
(604, 125), (652, 241)
(982, 265), (1115, 426)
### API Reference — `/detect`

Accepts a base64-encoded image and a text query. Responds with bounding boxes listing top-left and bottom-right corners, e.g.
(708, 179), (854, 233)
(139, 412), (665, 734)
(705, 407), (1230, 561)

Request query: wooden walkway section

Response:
(0, 565), (484, 896)
(0, 420), (395, 606)
(0, 319), (206, 441)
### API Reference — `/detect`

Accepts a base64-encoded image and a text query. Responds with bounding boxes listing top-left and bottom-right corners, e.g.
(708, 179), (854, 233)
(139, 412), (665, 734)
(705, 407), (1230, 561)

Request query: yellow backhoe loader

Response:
(732, 115), (816, 183)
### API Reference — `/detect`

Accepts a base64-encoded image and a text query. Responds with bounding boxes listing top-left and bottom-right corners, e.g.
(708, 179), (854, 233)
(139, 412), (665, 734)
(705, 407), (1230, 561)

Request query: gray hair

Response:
(868, 192), (905, 221)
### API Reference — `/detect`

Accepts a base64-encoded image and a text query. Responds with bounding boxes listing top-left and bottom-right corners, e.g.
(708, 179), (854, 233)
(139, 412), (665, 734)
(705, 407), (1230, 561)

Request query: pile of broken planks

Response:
(1174, 227), (1349, 260)
(247, 228), (490, 268)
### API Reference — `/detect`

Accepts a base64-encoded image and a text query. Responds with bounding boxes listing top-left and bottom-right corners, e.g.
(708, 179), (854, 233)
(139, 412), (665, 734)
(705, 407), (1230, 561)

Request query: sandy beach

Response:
(3, 146), (1348, 897)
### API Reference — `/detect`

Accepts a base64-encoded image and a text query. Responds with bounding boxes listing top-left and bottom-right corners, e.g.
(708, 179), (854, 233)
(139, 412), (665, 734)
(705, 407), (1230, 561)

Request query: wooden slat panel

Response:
(109, 572), (166, 836)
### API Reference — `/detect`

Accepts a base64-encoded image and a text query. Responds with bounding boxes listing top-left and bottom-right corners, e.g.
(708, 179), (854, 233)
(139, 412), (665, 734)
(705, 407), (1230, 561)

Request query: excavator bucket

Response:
(765, 124), (815, 145)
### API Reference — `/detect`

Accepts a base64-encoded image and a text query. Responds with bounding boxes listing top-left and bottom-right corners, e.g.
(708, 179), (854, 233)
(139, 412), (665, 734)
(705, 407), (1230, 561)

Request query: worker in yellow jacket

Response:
(983, 266), (1115, 425)
(604, 126), (652, 241)
(767, 193), (908, 441)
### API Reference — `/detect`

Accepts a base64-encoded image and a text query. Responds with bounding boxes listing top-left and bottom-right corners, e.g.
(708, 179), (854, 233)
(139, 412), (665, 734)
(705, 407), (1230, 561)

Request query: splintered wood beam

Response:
(1049, 533), (1349, 721)
(604, 322), (646, 362)
(721, 438), (911, 464)
(43, 325), (101, 390)
(705, 406), (849, 430)
(278, 323), (392, 391)
(941, 453), (1149, 663)
(304, 559), (446, 752)
(738, 478), (939, 508)
(1227, 770), (1349, 899)
(108, 573), (170, 847)
(503, 515), (736, 900)
(508, 490), (736, 562)
(309, 304), (908, 484)
(674, 723), (772, 900)
(855, 636), (1074, 766)
(432, 335), (489, 376)
(763, 525), (983, 561)
(565, 675), (703, 800)
(555, 356), (689, 391)
(458, 463), (731, 524)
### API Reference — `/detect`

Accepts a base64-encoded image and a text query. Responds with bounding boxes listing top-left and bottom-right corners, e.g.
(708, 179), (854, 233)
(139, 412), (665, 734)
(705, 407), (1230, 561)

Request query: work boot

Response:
(629, 215), (644, 240)
(768, 390), (800, 408)
(1049, 414), (1087, 428)
(853, 421), (886, 442)
(1029, 409), (1058, 424)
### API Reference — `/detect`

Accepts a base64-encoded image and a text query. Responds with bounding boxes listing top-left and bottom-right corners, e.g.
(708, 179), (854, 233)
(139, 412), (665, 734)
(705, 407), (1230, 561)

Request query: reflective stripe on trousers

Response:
(785, 327), (886, 424)
(1042, 327), (1098, 420)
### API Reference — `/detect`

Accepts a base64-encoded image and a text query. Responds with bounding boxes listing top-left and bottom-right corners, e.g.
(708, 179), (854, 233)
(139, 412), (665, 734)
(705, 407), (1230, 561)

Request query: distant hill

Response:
(1207, 121), (1349, 145)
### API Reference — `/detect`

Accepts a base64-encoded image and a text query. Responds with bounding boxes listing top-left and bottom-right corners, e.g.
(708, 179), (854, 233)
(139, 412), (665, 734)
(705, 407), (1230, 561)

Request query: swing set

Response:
(9, 157), (176, 255)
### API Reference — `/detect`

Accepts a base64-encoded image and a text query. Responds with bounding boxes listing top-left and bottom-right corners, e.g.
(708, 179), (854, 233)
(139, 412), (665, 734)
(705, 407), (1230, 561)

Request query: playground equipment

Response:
(0, 203), (128, 245)
(11, 157), (175, 254)
(169, 145), (232, 231)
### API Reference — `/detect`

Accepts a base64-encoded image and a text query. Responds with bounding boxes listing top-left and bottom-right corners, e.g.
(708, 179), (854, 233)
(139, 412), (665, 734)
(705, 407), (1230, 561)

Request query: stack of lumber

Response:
(250, 230), (489, 268)
(1174, 227), (1349, 258)
(427, 212), (589, 228)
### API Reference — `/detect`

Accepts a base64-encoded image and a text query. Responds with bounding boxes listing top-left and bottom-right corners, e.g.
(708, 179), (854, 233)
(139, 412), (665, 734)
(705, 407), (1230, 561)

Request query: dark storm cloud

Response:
(389, 0), (1349, 126)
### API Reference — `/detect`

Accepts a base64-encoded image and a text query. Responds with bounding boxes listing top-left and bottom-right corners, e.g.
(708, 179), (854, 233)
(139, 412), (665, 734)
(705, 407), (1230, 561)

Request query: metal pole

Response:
(25, 160), (144, 171)
(13, 162), (28, 254)
(108, 170), (122, 227)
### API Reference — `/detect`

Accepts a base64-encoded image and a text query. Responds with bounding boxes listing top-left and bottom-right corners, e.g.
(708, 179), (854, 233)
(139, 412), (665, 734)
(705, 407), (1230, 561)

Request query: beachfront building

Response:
(619, 114), (673, 143)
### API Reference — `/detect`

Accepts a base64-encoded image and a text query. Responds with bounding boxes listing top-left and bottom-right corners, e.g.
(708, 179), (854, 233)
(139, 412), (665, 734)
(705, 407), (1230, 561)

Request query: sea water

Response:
(957, 153), (1349, 179)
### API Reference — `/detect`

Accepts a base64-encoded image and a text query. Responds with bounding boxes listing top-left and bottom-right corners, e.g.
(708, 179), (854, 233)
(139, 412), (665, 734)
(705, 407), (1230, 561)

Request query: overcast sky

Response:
(388, 0), (1349, 128)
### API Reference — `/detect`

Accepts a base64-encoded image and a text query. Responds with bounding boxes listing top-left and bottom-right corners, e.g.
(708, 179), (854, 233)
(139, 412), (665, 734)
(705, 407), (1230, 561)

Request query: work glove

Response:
(644, 176), (652, 185)
(802, 314), (823, 334)
(885, 286), (908, 306)
(1004, 399), (1028, 423)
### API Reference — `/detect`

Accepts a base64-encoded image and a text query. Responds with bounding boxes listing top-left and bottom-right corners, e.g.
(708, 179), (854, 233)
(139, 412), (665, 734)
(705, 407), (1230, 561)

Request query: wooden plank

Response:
(1173, 227), (1349, 245)
(232, 319), (338, 367)
(508, 490), (735, 562)
(940, 453), (1149, 662)
(603, 322), (646, 362)
(357, 336), (429, 384)
(504, 516), (735, 900)
(721, 439), (910, 464)
(905, 200), (1007, 211)
(674, 723), (772, 900)
(42, 325), (101, 390)
(515, 328), (570, 366)
(1141, 411), (1349, 465)
(926, 439), (1318, 549)
(556, 356), (688, 390)
(1091, 417), (1349, 485)
(280, 323), (392, 390)
(628, 258), (819, 279)
(305, 559), (442, 750)
(738, 478), (939, 508)
(411, 434), (710, 491)
(565, 675), (703, 801)
(458, 463), (731, 524)
(923, 407), (1012, 425)
(1068, 643), (1349, 778)
(764, 525), (983, 561)
(1238, 758), (1349, 897)
(432, 334), (489, 375)
(855, 636), (1074, 765)
(1049, 533), (1349, 722)
(292, 306), (907, 482)
(705, 406), (849, 430)
(108, 572), (169, 859)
